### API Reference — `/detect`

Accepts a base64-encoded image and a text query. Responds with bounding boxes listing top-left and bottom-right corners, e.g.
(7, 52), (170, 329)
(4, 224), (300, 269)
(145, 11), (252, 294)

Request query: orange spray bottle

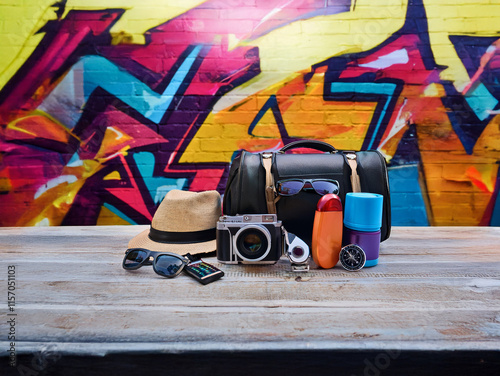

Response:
(311, 193), (343, 269)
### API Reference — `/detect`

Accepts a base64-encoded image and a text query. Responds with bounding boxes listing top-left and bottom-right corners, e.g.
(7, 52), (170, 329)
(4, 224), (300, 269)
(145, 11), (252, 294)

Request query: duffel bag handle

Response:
(279, 140), (337, 153)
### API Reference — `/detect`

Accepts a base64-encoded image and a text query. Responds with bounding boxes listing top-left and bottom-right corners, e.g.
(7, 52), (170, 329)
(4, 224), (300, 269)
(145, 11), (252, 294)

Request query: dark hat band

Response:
(148, 226), (216, 244)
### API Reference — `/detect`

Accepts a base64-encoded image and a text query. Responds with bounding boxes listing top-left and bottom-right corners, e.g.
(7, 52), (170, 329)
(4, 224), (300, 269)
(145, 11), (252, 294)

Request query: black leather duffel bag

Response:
(222, 140), (391, 245)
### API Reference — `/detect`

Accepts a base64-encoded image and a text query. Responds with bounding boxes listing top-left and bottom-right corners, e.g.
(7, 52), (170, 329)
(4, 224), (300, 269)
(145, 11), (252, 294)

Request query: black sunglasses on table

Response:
(123, 248), (223, 284)
(123, 248), (188, 277)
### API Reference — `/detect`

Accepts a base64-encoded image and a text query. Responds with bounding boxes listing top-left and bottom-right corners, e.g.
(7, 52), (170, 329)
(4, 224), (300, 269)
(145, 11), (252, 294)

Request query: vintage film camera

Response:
(216, 214), (310, 270)
(216, 214), (284, 264)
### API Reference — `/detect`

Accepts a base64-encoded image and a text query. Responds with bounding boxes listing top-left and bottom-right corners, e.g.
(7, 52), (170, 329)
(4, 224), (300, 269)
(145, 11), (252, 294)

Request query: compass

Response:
(339, 244), (366, 271)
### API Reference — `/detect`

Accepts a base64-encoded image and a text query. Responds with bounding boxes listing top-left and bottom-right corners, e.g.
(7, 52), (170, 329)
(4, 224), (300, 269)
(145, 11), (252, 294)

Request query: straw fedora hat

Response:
(128, 189), (221, 255)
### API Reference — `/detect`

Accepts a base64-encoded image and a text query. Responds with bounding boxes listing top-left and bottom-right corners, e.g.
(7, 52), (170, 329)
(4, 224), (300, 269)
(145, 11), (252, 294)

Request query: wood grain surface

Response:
(0, 225), (499, 369)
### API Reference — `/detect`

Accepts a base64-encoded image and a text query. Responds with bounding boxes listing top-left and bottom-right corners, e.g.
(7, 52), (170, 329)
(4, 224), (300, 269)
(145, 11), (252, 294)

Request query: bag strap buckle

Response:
(345, 152), (361, 193)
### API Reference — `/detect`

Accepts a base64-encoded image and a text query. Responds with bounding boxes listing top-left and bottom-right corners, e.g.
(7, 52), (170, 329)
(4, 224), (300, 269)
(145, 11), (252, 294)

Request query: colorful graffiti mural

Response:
(0, 0), (499, 227)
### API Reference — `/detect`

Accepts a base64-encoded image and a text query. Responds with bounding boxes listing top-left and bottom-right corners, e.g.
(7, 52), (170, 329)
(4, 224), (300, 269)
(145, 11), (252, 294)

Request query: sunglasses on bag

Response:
(122, 248), (189, 278)
(276, 179), (340, 196)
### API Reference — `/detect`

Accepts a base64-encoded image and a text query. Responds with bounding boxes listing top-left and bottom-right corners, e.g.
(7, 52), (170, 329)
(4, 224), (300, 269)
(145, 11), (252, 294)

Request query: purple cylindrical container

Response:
(343, 193), (383, 267)
(343, 227), (381, 267)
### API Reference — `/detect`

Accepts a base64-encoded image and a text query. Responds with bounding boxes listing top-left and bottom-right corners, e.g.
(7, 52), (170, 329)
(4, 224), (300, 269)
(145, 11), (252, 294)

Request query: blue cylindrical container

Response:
(343, 193), (383, 232)
(343, 193), (384, 267)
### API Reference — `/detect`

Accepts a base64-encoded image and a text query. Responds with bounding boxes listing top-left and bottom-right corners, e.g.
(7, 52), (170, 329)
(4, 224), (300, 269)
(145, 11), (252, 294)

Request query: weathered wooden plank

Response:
(0, 225), (499, 359)
(5, 275), (500, 306)
(8, 308), (500, 349)
(2, 258), (500, 284)
(2, 225), (499, 254)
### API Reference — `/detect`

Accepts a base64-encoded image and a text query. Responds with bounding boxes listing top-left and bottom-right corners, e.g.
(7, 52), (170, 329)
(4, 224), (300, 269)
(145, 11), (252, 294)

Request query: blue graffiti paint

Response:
(441, 82), (490, 155)
(40, 46), (203, 127)
(388, 165), (429, 226)
(248, 94), (292, 142)
(133, 152), (186, 204)
(84, 46), (202, 124)
(103, 202), (138, 224)
(464, 82), (498, 121)
(67, 152), (83, 167)
(330, 82), (397, 150)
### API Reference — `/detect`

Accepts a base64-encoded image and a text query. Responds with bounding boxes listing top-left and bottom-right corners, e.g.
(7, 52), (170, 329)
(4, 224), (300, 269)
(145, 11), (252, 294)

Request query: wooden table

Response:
(1, 226), (499, 375)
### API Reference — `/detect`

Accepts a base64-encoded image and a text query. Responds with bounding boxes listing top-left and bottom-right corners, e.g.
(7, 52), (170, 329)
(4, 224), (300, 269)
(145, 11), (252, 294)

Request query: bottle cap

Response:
(343, 192), (383, 232)
(316, 193), (342, 212)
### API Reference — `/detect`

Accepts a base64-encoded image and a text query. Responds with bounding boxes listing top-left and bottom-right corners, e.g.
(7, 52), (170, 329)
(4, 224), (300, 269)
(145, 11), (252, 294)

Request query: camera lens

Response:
(234, 226), (271, 262)
(242, 233), (262, 253)
(292, 247), (304, 258)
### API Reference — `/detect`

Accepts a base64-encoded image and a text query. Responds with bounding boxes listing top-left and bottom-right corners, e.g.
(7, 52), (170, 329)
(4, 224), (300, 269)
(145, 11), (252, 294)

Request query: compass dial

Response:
(339, 244), (366, 271)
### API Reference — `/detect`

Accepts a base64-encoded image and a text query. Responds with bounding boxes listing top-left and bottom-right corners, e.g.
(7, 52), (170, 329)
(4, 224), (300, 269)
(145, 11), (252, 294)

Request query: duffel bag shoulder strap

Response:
(279, 140), (361, 193)
(345, 152), (361, 193)
(262, 152), (278, 214)
(279, 139), (337, 154)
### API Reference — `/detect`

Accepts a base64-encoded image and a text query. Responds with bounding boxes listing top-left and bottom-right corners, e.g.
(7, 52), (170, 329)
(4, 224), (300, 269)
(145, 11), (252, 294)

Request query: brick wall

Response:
(0, 0), (499, 226)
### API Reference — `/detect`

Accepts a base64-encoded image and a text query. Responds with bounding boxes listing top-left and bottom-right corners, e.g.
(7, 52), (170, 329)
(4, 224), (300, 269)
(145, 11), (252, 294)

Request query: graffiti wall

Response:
(0, 0), (499, 227)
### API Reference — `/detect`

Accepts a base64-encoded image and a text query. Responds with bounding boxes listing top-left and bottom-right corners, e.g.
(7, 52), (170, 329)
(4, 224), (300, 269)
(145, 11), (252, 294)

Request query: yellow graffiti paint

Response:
(423, 83), (443, 97)
(181, 66), (378, 163)
(21, 159), (103, 226)
(424, 0), (500, 92)
(21, 178), (86, 226)
(0, 0), (205, 91)
(6, 111), (76, 143)
(279, 70), (374, 147)
(466, 166), (496, 193)
(419, 111), (500, 226)
(95, 127), (133, 161)
(215, 0), (408, 112)
(104, 171), (122, 181)
(97, 205), (132, 225)
(0, 0), (56, 91)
